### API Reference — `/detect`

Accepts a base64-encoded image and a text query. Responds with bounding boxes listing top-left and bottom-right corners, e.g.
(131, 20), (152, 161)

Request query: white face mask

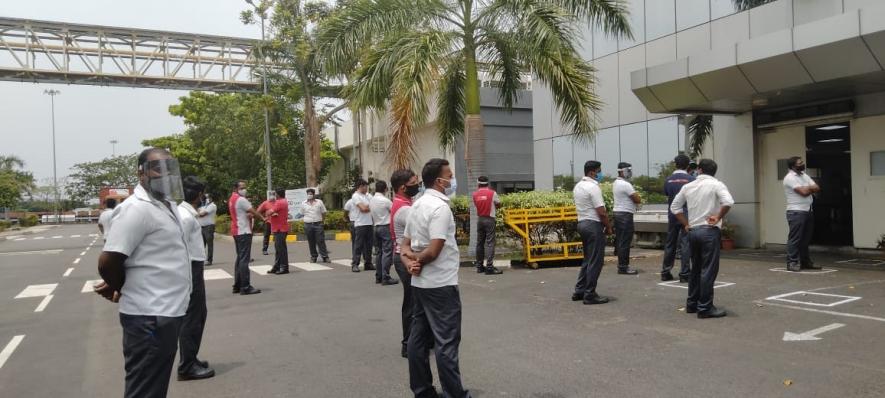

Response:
(438, 177), (456, 197)
(238, 188), (247, 197)
(307, 193), (315, 200)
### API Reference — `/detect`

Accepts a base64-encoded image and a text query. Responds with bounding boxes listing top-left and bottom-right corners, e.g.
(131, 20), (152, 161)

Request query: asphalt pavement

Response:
(2, 224), (885, 397)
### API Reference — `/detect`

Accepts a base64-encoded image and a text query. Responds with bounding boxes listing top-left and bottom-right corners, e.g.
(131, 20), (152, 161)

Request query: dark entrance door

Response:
(805, 123), (853, 246)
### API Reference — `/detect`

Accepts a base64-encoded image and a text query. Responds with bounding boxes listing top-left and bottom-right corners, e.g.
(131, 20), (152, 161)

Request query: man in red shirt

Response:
(390, 169), (421, 358)
(256, 196), (275, 256)
(264, 188), (290, 275)
(473, 176), (503, 275)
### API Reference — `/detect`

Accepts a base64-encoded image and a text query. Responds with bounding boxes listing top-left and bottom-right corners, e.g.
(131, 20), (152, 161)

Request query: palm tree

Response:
(734, 0), (773, 11)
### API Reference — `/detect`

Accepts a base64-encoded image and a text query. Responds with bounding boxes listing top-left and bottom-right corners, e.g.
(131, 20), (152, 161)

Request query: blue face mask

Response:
(595, 172), (604, 183)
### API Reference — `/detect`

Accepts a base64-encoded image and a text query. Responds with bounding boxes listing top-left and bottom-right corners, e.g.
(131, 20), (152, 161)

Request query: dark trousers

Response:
(662, 220), (691, 277)
(786, 210), (814, 266)
(409, 286), (471, 398)
(687, 227), (721, 312)
(305, 222), (328, 260)
(120, 314), (182, 398)
(262, 223), (271, 253)
(574, 220), (605, 298)
(200, 224), (215, 263)
(374, 225), (393, 281)
(233, 234), (252, 289)
(613, 212), (634, 268)
(393, 256), (413, 348)
(179, 261), (207, 374)
(273, 232), (289, 271)
(475, 217), (496, 267)
(352, 225), (373, 267)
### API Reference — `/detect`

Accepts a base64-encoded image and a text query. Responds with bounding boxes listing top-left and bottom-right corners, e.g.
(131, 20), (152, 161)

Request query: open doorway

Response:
(805, 123), (853, 246)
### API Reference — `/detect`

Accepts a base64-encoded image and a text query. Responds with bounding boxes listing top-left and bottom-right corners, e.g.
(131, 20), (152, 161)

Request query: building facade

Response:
(533, 0), (885, 250)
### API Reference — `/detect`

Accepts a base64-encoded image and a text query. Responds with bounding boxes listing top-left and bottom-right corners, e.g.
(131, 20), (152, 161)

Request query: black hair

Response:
(478, 175), (489, 185)
(182, 176), (206, 203)
(422, 158), (450, 188)
(390, 169), (416, 192)
(105, 198), (117, 209)
(306, 188), (316, 195)
(275, 188), (285, 198)
(233, 180), (246, 191)
(787, 156), (802, 170)
(355, 178), (368, 188)
(583, 160), (601, 176)
(375, 180), (388, 193)
(137, 147), (170, 168)
(674, 154), (690, 170)
(698, 158), (718, 177)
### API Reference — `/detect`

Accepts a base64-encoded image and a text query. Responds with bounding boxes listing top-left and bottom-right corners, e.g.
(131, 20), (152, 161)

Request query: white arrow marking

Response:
(783, 323), (845, 341)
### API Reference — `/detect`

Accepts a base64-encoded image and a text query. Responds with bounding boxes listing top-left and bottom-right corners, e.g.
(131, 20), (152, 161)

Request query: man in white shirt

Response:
(228, 180), (265, 295)
(351, 179), (375, 273)
(197, 194), (217, 265)
(94, 148), (192, 398)
(344, 197), (356, 263)
(176, 176), (215, 381)
(370, 180), (398, 285)
(612, 162), (641, 275)
(572, 160), (615, 305)
(670, 159), (734, 319)
(301, 188), (330, 263)
(782, 156), (821, 272)
(98, 197), (117, 239)
(401, 158), (471, 398)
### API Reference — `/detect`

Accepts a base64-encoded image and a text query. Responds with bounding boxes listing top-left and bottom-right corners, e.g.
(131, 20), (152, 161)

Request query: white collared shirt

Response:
(197, 202), (217, 226)
(178, 202), (206, 262)
(103, 185), (192, 317)
(670, 174), (735, 229)
(612, 178), (637, 213)
(98, 209), (114, 236)
(301, 199), (327, 223)
(403, 189), (460, 288)
(573, 176), (605, 222)
(351, 192), (374, 227)
(370, 192), (392, 226)
(783, 170), (816, 212)
(344, 199), (356, 221)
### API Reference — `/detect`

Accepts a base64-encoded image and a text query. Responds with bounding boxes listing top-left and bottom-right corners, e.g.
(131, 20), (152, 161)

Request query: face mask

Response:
(405, 184), (420, 198)
(795, 165), (806, 173)
(140, 159), (183, 202)
(238, 189), (247, 197)
(595, 171), (604, 183)
(439, 177), (455, 197)
(307, 193), (315, 200)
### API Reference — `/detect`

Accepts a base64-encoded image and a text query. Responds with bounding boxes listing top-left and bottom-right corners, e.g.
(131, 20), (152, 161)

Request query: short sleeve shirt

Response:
(301, 199), (327, 223)
(403, 189), (460, 288)
(177, 202), (206, 262)
(235, 196), (252, 235)
(268, 200), (289, 233)
(98, 209), (114, 235)
(197, 202), (217, 226)
(573, 177), (605, 222)
(370, 193), (393, 225)
(612, 178), (637, 213)
(103, 185), (191, 317)
(783, 170), (815, 212)
(472, 187), (500, 217)
(351, 192), (374, 227)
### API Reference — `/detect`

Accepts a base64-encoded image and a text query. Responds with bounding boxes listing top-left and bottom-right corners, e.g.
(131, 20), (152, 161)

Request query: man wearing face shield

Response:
(229, 180), (265, 295)
(95, 147), (192, 398)
(612, 162), (641, 275)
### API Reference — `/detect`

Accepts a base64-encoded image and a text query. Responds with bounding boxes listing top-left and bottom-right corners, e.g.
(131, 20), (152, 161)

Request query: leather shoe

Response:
(198, 359), (209, 368)
(583, 295), (610, 305)
(375, 279), (382, 284)
(571, 293), (584, 301)
(364, 265), (376, 271)
(485, 266), (503, 275)
(801, 262), (821, 270)
(322, 257), (330, 263)
(787, 262), (801, 272)
(679, 276), (690, 283)
(310, 258), (317, 263)
(697, 307), (727, 319)
(240, 286), (262, 295)
(685, 306), (698, 314)
(661, 272), (674, 281)
(266, 268), (278, 274)
(618, 267), (638, 275)
(382, 278), (400, 286)
(475, 266), (486, 273)
(352, 265), (360, 272)
(178, 364), (215, 381)
(231, 287), (240, 294)
(274, 269), (289, 275)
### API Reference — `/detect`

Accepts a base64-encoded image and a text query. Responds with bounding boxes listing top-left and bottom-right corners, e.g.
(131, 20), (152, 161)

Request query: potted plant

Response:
(720, 222), (738, 250)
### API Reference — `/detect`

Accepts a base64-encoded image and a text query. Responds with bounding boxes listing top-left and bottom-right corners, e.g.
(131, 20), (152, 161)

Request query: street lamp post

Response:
(44, 89), (60, 223)
(110, 139), (118, 156)
(246, 0), (273, 196)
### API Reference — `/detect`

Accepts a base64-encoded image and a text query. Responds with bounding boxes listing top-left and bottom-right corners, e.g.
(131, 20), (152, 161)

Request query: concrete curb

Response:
(214, 232), (350, 243)
(0, 225), (57, 242)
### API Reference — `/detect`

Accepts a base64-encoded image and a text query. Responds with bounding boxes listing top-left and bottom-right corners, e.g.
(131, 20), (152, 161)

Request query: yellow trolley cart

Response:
(504, 206), (583, 269)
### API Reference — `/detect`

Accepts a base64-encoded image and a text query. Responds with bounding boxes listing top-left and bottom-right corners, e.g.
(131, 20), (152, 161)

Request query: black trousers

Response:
(475, 217), (496, 267)
(408, 286), (471, 398)
(262, 223), (271, 253)
(393, 256), (413, 348)
(662, 220), (691, 277)
(273, 232), (289, 271)
(305, 222), (328, 260)
(179, 261), (207, 374)
(786, 210), (814, 266)
(374, 225), (393, 281)
(574, 220), (605, 298)
(233, 234), (252, 289)
(687, 227), (721, 312)
(613, 212), (634, 268)
(352, 225), (373, 267)
(120, 314), (182, 398)
(200, 224), (215, 263)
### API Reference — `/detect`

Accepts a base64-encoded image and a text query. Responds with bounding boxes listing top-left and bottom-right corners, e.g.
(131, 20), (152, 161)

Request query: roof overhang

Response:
(631, 6), (885, 115)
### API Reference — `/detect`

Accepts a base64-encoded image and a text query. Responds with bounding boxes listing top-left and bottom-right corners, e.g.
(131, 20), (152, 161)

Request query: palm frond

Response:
(437, 53), (466, 152)
(483, 0), (579, 54)
(688, 115), (712, 159)
(549, 0), (632, 39)
(478, 29), (523, 112)
(732, 0), (773, 12)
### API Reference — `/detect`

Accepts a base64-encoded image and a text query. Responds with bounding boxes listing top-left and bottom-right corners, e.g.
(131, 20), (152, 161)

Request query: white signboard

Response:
(285, 188), (318, 221)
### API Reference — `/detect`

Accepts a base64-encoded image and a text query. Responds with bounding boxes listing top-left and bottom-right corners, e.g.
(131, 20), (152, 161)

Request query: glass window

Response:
(573, 139), (597, 178)
(595, 127), (621, 177)
(872, 151), (885, 176)
(711, 0), (738, 19)
(648, 117), (680, 176)
(618, 0), (646, 50)
(577, 24), (593, 62)
(677, 0), (710, 31)
(552, 136), (575, 190)
(593, 25), (619, 59)
(619, 122), (650, 176)
(646, 0), (676, 41)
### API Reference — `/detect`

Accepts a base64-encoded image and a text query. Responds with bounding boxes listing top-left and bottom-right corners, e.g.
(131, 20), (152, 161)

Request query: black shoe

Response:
(571, 293), (584, 302)
(178, 365), (215, 381)
(661, 272), (674, 281)
(310, 258), (317, 263)
(697, 307), (727, 319)
(266, 268), (278, 274)
(685, 306), (698, 314)
(240, 286), (262, 295)
(375, 279), (382, 284)
(787, 262), (801, 272)
(583, 295), (610, 305)
(401, 345), (408, 359)
(679, 276), (690, 283)
(274, 269), (290, 275)
(364, 265), (376, 271)
(198, 359), (209, 368)
(232, 287), (240, 294)
(618, 267), (638, 275)
(801, 262), (821, 270)
(322, 257), (330, 263)
(205, 261), (212, 266)
(352, 265), (360, 273)
(382, 278), (400, 286)
(485, 266), (503, 275)
(476, 265), (486, 273)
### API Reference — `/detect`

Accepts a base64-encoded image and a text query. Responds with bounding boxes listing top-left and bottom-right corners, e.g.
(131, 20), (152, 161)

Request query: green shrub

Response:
(288, 220), (305, 235)
(215, 214), (231, 234)
(323, 210), (349, 231)
(0, 220), (9, 232)
(19, 214), (38, 227)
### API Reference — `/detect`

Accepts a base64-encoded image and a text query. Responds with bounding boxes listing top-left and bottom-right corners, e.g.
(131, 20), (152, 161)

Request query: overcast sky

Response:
(0, 1), (264, 182)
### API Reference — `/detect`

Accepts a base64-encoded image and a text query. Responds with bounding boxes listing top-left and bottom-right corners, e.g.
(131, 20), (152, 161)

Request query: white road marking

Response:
(70, 235), (81, 238)
(79, 251), (86, 256)
(63, 268), (74, 277)
(658, 280), (735, 289)
(0, 335), (25, 370)
(4, 235), (22, 240)
(33, 237), (44, 240)
(835, 258), (885, 266)
(765, 291), (862, 308)
(14, 284), (58, 299)
(34, 295), (54, 312)
(88, 234), (98, 237)
(783, 323), (845, 341)
(758, 300), (885, 324)
(13, 238), (26, 241)
(0, 249), (63, 256)
(81, 280), (102, 293)
(492, 260), (511, 268)
(250, 265), (273, 274)
(769, 267), (838, 274)
(73, 258), (81, 264)
(331, 259), (352, 267)
(290, 262), (333, 271)
(51, 235), (62, 239)
(203, 269), (233, 280)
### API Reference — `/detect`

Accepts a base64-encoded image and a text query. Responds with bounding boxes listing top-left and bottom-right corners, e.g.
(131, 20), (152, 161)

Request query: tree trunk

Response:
(304, 96), (321, 188)
(465, 115), (486, 259)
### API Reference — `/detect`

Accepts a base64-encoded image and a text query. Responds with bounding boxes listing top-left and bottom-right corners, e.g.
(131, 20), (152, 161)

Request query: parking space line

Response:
(290, 262), (333, 271)
(70, 235), (81, 238)
(658, 281), (735, 289)
(34, 295), (53, 312)
(250, 265), (273, 274)
(758, 300), (885, 324)
(15, 284), (58, 299)
(81, 280), (102, 293)
(769, 267), (838, 274)
(73, 258), (81, 264)
(80, 251), (86, 256)
(0, 335), (25, 370)
(765, 291), (862, 307)
(63, 268), (74, 277)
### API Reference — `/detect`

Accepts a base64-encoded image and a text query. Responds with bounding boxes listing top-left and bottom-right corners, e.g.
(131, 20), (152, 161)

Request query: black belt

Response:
(689, 225), (717, 231)
(304, 221), (322, 224)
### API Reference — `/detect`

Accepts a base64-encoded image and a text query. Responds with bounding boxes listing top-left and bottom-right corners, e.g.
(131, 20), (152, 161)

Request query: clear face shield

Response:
(140, 158), (184, 202)
(619, 167), (633, 179)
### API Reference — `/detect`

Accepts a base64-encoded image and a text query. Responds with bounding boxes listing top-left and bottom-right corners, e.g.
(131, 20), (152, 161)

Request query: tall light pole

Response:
(110, 139), (118, 156)
(246, 0), (273, 196)
(44, 89), (60, 222)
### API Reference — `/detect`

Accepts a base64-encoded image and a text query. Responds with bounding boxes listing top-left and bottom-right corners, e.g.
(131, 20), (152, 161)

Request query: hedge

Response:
(215, 210), (350, 237)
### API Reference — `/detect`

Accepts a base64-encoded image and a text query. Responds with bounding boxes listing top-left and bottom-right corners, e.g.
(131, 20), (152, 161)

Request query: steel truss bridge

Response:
(0, 16), (270, 92)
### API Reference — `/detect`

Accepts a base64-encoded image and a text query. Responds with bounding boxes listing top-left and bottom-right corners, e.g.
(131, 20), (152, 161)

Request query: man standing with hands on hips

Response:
(783, 156), (820, 272)
(229, 180), (264, 295)
(572, 160), (615, 305)
(265, 188), (290, 275)
(612, 162), (640, 275)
